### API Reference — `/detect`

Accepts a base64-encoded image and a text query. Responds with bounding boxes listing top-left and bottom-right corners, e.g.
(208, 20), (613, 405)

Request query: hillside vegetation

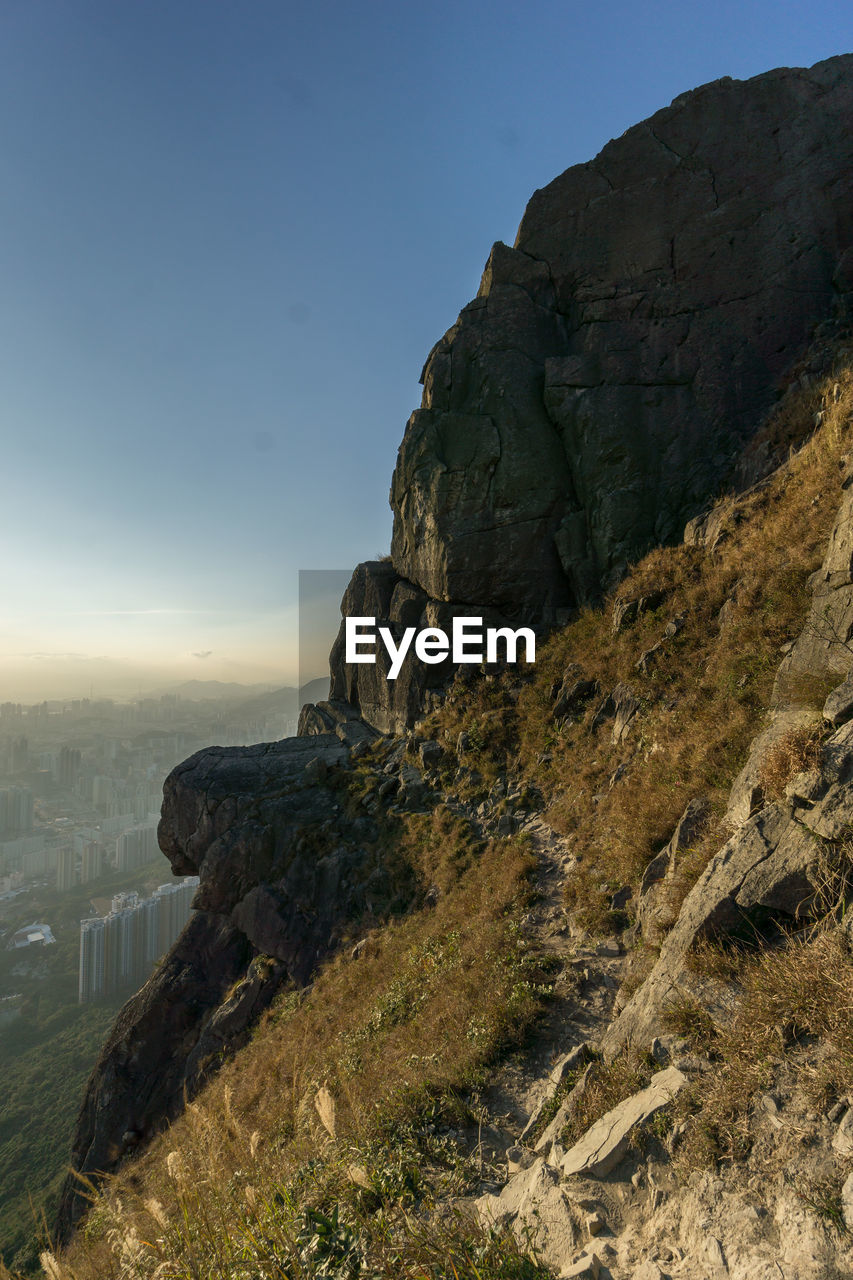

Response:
(24, 353), (853, 1279)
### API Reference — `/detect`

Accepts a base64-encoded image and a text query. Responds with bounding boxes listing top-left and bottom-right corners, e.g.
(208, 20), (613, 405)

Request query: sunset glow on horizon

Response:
(1, 1), (849, 702)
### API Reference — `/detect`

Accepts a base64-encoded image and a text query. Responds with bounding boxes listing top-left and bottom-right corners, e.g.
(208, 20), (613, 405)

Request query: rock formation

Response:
(321, 54), (853, 733)
(57, 54), (853, 1260)
(56, 733), (416, 1237)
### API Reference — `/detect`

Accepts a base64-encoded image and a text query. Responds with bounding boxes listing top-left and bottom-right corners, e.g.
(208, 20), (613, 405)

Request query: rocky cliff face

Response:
(58, 54), (853, 1251)
(325, 54), (853, 733)
(56, 734), (413, 1238)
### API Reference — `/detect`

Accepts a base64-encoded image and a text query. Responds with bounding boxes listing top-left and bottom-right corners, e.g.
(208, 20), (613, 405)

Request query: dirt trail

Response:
(482, 813), (629, 1133)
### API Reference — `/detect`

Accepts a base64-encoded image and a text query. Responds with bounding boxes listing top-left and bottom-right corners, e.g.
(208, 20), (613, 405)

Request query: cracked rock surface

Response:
(327, 55), (853, 733)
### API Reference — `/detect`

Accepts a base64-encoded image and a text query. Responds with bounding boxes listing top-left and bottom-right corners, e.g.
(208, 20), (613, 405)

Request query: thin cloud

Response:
(192, 650), (213, 659)
(69, 609), (215, 617)
(20, 652), (109, 662)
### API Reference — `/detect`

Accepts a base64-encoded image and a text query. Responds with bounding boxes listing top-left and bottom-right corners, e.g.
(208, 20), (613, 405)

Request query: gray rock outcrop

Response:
(329, 55), (853, 732)
(636, 798), (711, 941)
(602, 803), (821, 1056)
(726, 461), (853, 828)
(560, 1067), (688, 1178)
(604, 464), (853, 1055)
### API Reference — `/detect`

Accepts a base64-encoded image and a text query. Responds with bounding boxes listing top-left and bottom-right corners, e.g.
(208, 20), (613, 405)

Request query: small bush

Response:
(661, 992), (717, 1052)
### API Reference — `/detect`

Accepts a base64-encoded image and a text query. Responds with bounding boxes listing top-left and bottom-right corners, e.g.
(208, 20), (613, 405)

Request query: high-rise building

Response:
(57, 746), (82, 788)
(104, 909), (136, 991)
(1, 833), (46, 877)
(78, 876), (199, 1003)
(0, 787), (34, 836)
(92, 776), (114, 810)
(78, 919), (105, 1002)
(21, 847), (45, 877)
(80, 841), (103, 884)
(110, 890), (139, 913)
(115, 822), (159, 872)
(56, 844), (75, 892)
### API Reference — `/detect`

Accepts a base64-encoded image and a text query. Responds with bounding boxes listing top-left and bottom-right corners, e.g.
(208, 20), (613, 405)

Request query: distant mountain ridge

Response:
(154, 677), (330, 709)
(155, 679), (283, 700)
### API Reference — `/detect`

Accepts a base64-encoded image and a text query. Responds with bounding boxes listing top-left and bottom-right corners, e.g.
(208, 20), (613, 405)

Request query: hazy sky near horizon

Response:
(1, 0), (850, 700)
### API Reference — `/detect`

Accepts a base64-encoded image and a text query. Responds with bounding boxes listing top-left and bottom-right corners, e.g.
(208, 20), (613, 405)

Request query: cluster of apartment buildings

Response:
(78, 876), (199, 1002)
(0, 816), (162, 896)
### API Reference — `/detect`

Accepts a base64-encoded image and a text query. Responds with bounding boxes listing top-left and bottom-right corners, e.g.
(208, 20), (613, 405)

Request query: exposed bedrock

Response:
(326, 55), (853, 733)
(395, 56), (853, 611)
(57, 734), (400, 1238)
(604, 465), (853, 1058)
(323, 559), (517, 735)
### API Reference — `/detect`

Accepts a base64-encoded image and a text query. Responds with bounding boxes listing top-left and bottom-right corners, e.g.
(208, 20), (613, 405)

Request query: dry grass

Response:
(675, 926), (853, 1170)
(684, 937), (751, 984)
(426, 360), (853, 932)
(758, 724), (826, 801)
(661, 991), (718, 1052)
(51, 813), (556, 1280)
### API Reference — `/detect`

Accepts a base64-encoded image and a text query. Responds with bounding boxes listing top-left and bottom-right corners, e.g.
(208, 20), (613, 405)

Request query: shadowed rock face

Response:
(57, 735), (395, 1240)
(325, 560), (517, 734)
(327, 55), (853, 733)
(395, 56), (853, 610)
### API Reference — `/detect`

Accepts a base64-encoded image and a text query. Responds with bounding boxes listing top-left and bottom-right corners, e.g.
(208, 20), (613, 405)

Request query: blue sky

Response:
(0, 0), (850, 698)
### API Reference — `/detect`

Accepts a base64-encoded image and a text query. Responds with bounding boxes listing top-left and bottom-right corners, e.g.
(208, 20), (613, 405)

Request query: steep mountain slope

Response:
(25, 52), (853, 1280)
(45, 349), (853, 1280)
